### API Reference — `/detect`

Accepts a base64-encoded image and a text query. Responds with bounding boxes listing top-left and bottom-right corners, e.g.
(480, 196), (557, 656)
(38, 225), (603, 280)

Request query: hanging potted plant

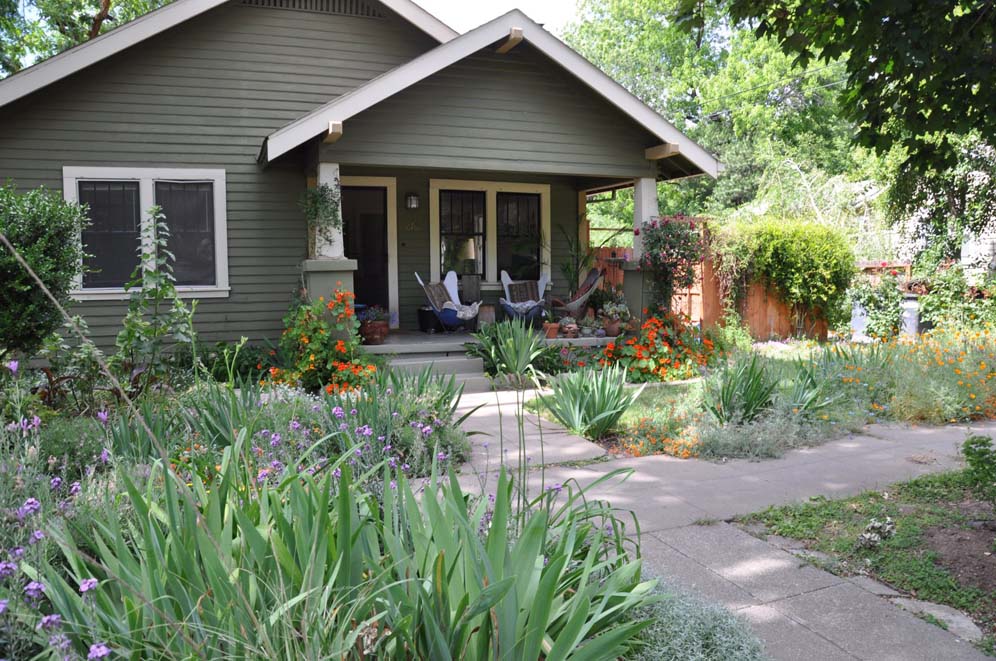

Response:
(358, 305), (389, 345)
(299, 180), (342, 259)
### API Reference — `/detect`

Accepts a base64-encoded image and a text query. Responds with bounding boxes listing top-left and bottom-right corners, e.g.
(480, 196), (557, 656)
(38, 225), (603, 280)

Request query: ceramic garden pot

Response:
(603, 319), (621, 337)
(543, 321), (560, 338)
(359, 320), (389, 345)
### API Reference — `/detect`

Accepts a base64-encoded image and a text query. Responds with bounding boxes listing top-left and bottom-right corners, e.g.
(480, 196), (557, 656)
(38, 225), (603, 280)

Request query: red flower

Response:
(633, 228), (640, 236)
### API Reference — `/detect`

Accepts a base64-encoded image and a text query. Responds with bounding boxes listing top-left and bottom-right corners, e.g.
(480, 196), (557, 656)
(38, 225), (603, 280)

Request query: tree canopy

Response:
(0, 0), (170, 76)
(679, 0), (996, 172)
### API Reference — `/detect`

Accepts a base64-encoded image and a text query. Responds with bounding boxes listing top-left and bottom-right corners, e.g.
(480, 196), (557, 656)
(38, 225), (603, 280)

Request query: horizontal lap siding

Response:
(0, 2), (436, 349)
(323, 44), (659, 179)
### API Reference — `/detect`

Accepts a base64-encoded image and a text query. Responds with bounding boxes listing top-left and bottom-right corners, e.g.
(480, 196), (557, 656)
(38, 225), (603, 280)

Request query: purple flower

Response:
(269, 433), (282, 447)
(5, 360), (18, 375)
(10, 547), (24, 559)
(37, 614), (61, 631)
(355, 425), (373, 437)
(96, 410), (108, 425)
(31, 415), (41, 429)
(390, 480), (397, 490)
(269, 460), (283, 472)
(332, 467), (342, 479)
(392, 411), (399, 418)
(0, 561), (17, 578)
(0, 598), (6, 614)
(88, 642), (113, 659)
(385, 388), (393, 395)
(50, 476), (63, 491)
(402, 463), (410, 472)
(24, 580), (45, 600)
(49, 633), (71, 651)
(289, 420), (301, 431)
(79, 578), (98, 593)
(545, 483), (563, 494)
(354, 447), (363, 457)
(18, 498), (41, 519)
(436, 451), (448, 462)
(423, 426), (434, 437)
(338, 423), (349, 432)
(99, 448), (110, 464)
(332, 406), (345, 419)
(388, 457), (397, 469)
(28, 530), (45, 545)
(69, 482), (81, 497)
(350, 408), (358, 416)
(256, 469), (270, 484)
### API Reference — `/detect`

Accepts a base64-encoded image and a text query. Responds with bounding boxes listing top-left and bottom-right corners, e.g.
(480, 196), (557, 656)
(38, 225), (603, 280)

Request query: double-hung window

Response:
(63, 167), (229, 300)
(430, 180), (550, 287)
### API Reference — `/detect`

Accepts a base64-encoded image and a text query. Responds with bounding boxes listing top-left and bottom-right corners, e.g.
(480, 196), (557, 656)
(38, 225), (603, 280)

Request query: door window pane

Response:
(440, 190), (485, 278)
(155, 181), (216, 286)
(497, 192), (540, 281)
(79, 181), (141, 288)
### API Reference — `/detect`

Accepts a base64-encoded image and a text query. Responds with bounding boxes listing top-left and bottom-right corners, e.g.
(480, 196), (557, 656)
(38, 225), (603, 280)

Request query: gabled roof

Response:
(263, 9), (720, 178)
(0, 0), (458, 109)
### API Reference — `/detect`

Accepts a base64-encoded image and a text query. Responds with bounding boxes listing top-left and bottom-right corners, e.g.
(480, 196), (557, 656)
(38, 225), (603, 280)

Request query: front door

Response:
(342, 186), (388, 310)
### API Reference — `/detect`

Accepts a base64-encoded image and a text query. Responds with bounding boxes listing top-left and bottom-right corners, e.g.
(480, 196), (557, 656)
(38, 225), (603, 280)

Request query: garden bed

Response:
(739, 470), (996, 655)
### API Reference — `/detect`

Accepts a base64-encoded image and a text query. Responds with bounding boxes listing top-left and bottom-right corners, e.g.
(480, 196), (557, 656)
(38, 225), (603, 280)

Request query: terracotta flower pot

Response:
(603, 320), (622, 337)
(359, 319), (389, 345)
(543, 321), (560, 339)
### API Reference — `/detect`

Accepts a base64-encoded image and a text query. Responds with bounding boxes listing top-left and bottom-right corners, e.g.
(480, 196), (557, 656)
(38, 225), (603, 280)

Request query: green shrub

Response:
(702, 354), (776, 426)
(0, 183), (87, 358)
(963, 435), (996, 505)
(627, 581), (765, 661)
(638, 216), (705, 311)
(850, 273), (904, 339)
(468, 318), (556, 387)
(778, 359), (843, 418)
(712, 218), (855, 329)
(697, 411), (832, 460)
(704, 311), (753, 356)
(43, 442), (656, 659)
(541, 365), (644, 439)
(919, 266), (996, 329)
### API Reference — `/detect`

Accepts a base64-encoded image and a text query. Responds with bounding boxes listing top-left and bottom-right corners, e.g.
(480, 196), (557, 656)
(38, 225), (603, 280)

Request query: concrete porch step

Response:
(389, 355), (485, 376)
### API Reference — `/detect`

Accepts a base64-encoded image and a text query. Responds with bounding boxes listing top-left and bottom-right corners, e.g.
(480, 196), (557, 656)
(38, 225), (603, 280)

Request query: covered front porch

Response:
(259, 9), (720, 331)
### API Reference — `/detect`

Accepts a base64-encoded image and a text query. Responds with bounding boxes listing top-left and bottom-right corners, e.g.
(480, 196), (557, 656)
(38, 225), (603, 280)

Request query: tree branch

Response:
(89, 0), (112, 40)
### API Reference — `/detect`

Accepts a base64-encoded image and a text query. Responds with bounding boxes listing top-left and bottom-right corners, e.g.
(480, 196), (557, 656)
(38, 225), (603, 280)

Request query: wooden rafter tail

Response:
(324, 120), (344, 144)
(495, 27), (523, 54)
(645, 143), (680, 160)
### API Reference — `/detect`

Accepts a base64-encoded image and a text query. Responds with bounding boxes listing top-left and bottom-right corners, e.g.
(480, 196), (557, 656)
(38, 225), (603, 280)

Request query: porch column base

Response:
(621, 261), (650, 323)
(301, 257), (358, 299)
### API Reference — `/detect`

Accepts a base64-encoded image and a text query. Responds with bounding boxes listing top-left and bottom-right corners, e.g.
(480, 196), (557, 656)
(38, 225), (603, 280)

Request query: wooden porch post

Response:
(632, 177), (658, 260)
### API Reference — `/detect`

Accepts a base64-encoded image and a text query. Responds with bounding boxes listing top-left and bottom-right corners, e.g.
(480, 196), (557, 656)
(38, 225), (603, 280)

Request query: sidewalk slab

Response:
(772, 583), (990, 660)
(655, 523), (842, 603)
(738, 604), (857, 661)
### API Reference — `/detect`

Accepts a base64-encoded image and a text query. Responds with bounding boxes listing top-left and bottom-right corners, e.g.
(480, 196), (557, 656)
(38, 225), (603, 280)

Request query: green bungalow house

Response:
(0, 0), (719, 348)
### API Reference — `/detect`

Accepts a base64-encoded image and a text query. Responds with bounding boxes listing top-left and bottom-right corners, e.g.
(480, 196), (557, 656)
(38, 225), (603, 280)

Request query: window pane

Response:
(79, 181), (141, 289)
(497, 192), (540, 281)
(440, 190), (485, 277)
(155, 181), (216, 286)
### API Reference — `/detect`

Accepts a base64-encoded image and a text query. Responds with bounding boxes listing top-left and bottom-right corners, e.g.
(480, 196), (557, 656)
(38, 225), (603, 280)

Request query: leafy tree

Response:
(566, 0), (857, 215)
(0, 183), (87, 359)
(687, 0), (996, 171)
(1, 0), (171, 76)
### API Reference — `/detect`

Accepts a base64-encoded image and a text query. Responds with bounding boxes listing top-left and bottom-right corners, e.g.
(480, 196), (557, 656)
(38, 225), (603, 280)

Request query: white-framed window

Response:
(429, 179), (550, 288)
(62, 167), (230, 301)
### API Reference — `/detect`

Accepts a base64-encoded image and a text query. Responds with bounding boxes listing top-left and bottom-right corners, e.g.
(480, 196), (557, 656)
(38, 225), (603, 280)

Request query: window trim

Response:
(62, 166), (230, 301)
(429, 179), (550, 289)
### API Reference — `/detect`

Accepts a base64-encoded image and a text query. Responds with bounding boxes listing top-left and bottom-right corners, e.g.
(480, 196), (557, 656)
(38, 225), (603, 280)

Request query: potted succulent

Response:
(559, 315), (579, 339)
(358, 305), (389, 345)
(599, 302), (631, 337)
(579, 316), (599, 337)
(541, 315), (560, 339)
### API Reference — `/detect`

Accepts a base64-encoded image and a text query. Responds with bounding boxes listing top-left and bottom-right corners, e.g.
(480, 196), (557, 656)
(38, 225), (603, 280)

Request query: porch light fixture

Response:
(405, 192), (420, 210)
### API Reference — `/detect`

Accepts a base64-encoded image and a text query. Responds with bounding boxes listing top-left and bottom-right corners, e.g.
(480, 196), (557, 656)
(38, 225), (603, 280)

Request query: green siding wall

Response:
(321, 43), (660, 179)
(0, 2), (437, 348)
(345, 166), (580, 330)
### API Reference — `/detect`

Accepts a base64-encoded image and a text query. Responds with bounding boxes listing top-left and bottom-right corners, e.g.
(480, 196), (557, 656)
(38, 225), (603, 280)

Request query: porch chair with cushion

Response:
(415, 272), (480, 331)
(499, 270), (549, 324)
(551, 267), (604, 319)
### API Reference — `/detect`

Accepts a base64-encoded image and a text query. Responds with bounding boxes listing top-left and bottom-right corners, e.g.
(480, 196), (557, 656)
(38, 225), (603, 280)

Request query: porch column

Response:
(301, 161), (357, 298)
(623, 177), (659, 322)
(632, 177), (658, 260)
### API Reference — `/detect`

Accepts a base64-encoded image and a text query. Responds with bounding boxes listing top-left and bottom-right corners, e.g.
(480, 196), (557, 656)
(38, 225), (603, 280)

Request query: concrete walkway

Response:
(456, 392), (996, 660)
